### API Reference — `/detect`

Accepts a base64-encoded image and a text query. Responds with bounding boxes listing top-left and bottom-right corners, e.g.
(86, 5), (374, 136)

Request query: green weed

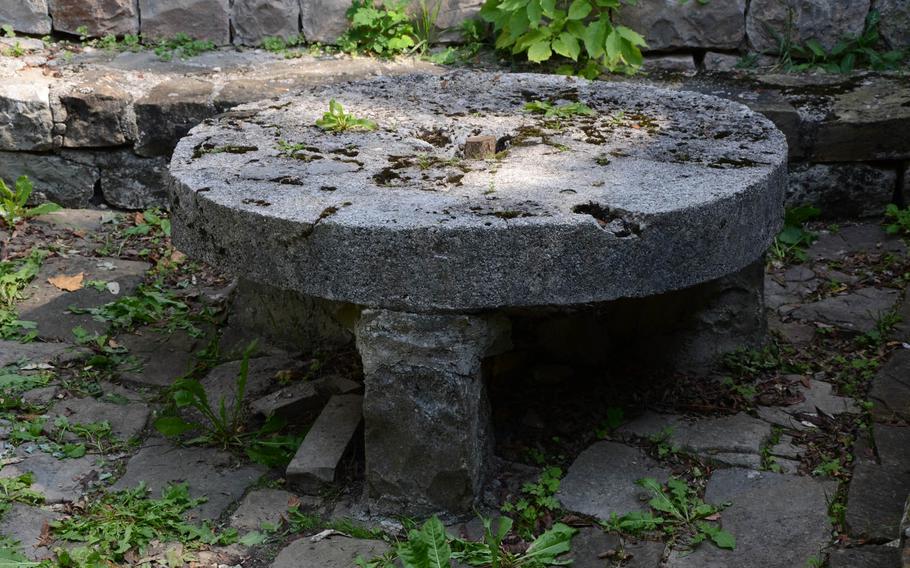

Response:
(316, 99), (378, 133)
(884, 203), (910, 236)
(69, 282), (201, 336)
(339, 0), (417, 57)
(0, 250), (44, 340)
(769, 206), (820, 265)
(523, 100), (594, 118)
(153, 33), (216, 61)
(500, 466), (562, 539)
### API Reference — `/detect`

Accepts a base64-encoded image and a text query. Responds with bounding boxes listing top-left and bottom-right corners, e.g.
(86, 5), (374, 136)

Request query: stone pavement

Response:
(0, 209), (908, 567)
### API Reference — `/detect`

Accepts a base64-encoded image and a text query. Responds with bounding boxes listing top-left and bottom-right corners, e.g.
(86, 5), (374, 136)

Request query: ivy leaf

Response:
(527, 39), (553, 62)
(552, 32), (580, 60)
(567, 0), (592, 20)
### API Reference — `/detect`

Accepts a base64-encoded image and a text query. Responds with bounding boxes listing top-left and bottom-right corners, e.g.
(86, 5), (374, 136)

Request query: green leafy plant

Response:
(414, 0), (444, 54)
(155, 343), (302, 467)
(451, 516), (576, 567)
(523, 100), (594, 118)
(316, 99), (378, 132)
(70, 282), (200, 336)
(0, 250), (45, 340)
(769, 205), (820, 265)
(778, 10), (906, 72)
(51, 482), (236, 563)
(479, 0), (647, 77)
(398, 516), (452, 568)
(884, 203), (910, 236)
(500, 466), (562, 538)
(605, 478), (735, 550)
(339, 0), (417, 56)
(153, 33), (216, 61)
(0, 176), (61, 257)
(0, 473), (44, 516)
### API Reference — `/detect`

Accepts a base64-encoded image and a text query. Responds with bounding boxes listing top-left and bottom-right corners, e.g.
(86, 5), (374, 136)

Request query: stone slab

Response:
(111, 441), (266, 520)
(200, 355), (303, 414)
(286, 394), (363, 492)
(846, 425), (910, 541)
(229, 488), (296, 531)
(557, 441), (672, 520)
(170, 72), (787, 312)
(0, 503), (60, 561)
(828, 545), (902, 568)
(870, 350), (910, 423)
(808, 224), (907, 261)
(667, 468), (835, 568)
(746, 0), (871, 53)
(0, 452), (103, 503)
(618, 412), (771, 466)
(787, 379), (859, 416)
(789, 288), (900, 333)
(116, 329), (200, 387)
(270, 536), (389, 568)
(250, 380), (323, 420)
(46, 396), (150, 440)
(565, 527), (664, 568)
(0, 340), (81, 367)
(16, 255), (149, 341)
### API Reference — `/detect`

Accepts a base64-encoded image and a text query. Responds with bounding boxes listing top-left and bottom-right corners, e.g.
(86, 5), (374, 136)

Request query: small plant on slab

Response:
(768, 205), (820, 265)
(339, 0), (417, 57)
(316, 99), (378, 133)
(500, 466), (562, 539)
(523, 100), (594, 118)
(604, 477), (735, 550)
(884, 203), (910, 236)
(0, 473), (44, 515)
(0, 249), (46, 340)
(153, 33), (216, 61)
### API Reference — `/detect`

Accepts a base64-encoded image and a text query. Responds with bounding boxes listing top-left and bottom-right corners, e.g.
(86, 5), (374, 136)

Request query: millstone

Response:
(169, 71), (787, 313)
(168, 71), (787, 515)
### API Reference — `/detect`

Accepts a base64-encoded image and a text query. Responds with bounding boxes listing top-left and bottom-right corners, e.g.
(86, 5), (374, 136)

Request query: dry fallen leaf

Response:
(48, 272), (84, 292)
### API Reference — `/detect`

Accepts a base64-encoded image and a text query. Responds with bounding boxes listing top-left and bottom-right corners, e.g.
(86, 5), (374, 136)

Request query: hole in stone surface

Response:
(572, 202), (641, 237)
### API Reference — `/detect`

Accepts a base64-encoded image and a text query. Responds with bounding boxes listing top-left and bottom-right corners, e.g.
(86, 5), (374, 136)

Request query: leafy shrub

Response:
(884, 203), (910, 236)
(0, 175), (61, 232)
(479, 0), (646, 77)
(316, 99), (378, 132)
(339, 0), (417, 56)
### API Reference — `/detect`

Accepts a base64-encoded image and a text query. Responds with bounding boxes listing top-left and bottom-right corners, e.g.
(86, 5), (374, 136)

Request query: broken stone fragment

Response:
(463, 135), (496, 159)
(286, 394), (363, 493)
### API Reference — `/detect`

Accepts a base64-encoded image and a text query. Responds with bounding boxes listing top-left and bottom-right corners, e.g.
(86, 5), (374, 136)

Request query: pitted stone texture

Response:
(666, 469), (835, 568)
(0, 76), (54, 151)
(558, 442), (672, 520)
(60, 82), (135, 148)
(232, 0), (300, 46)
(271, 536), (390, 568)
(170, 72), (787, 313)
(616, 0), (745, 50)
(0, 452), (102, 503)
(876, 0), (910, 50)
(747, 0), (871, 53)
(0, 0), (51, 35)
(356, 309), (508, 514)
(828, 546), (901, 568)
(618, 412), (771, 466)
(48, 0), (139, 37)
(139, 0), (230, 44)
(95, 151), (170, 209)
(0, 504), (59, 561)
(846, 425), (910, 541)
(0, 151), (96, 207)
(230, 489), (296, 532)
(787, 162), (898, 219)
(0, 340), (82, 367)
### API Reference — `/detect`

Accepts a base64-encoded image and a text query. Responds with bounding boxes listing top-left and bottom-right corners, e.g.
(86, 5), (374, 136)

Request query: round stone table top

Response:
(169, 71), (787, 313)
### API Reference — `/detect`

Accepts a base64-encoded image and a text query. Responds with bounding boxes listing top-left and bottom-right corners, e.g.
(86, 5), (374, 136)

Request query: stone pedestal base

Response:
(354, 310), (510, 515)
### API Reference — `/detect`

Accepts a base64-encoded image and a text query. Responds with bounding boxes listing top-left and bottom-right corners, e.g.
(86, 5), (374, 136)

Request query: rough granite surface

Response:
(170, 72), (787, 313)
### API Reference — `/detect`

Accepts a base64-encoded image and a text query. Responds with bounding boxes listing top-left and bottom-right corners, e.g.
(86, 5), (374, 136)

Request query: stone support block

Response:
(48, 0), (139, 37)
(60, 82), (136, 148)
(134, 78), (215, 157)
(355, 309), (509, 515)
(787, 162), (898, 219)
(0, 77), (54, 152)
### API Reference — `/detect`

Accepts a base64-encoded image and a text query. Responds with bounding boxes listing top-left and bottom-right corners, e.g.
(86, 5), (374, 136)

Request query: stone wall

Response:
(0, 0), (908, 50)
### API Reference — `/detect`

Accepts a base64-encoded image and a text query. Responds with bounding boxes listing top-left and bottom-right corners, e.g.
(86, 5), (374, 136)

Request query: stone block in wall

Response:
(59, 82), (135, 148)
(0, 76), (54, 152)
(641, 54), (697, 74)
(702, 52), (745, 72)
(787, 162), (897, 219)
(875, 0), (910, 50)
(134, 78), (215, 157)
(616, 0), (746, 51)
(138, 0), (231, 45)
(63, 150), (169, 209)
(232, 0), (301, 46)
(300, 0), (350, 44)
(48, 0), (139, 37)
(433, 0), (484, 39)
(746, 0), (871, 54)
(0, 152), (97, 208)
(0, 0), (51, 35)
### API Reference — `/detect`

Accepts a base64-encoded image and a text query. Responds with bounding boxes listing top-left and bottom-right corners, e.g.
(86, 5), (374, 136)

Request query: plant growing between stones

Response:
(523, 100), (594, 118)
(153, 33), (216, 61)
(603, 477), (735, 550)
(500, 466), (562, 539)
(50, 482), (237, 564)
(768, 205), (820, 265)
(0, 250), (46, 340)
(316, 99), (378, 132)
(479, 0), (647, 77)
(0, 473), (44, 516)
(0, 176), (61, 259)
(884, 203), (910, 236)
